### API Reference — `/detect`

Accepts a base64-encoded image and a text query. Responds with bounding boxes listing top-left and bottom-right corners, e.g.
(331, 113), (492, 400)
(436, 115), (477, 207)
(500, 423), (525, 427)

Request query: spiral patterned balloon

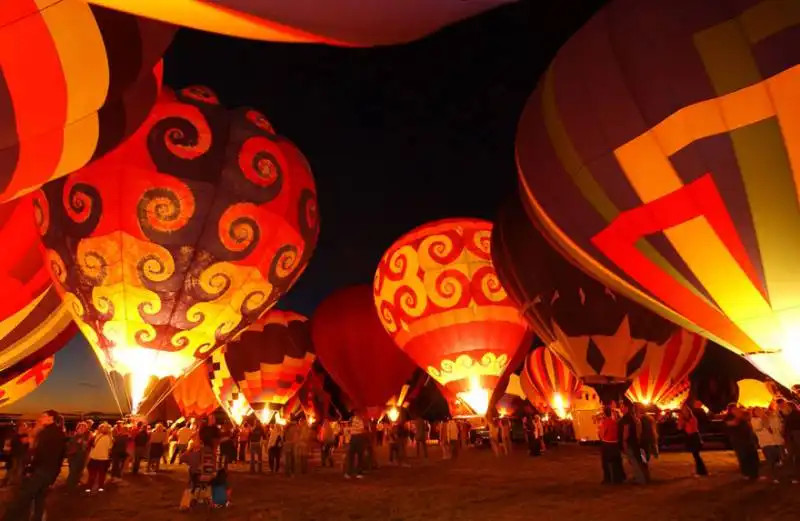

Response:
(374, 218), (529, 399)
(35, 86), (318, 412)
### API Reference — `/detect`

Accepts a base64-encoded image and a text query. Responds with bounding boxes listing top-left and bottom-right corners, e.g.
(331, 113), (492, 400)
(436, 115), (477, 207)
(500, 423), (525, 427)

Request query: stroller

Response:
(180, 447), (217, 510)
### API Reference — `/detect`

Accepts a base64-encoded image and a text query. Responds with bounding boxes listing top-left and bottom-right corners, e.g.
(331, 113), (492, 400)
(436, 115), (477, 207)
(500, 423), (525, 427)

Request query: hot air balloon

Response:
(208, 346), (253, 425)
(35, 86), (319, 415)
(515, 0), (800, 389)
(374, 218), (530, 417)
(223, 310), (316, 422)
(626, 330), (706, 408)
(0, 356), (55, 409)
(493, 195), (677, 402)
(0, 0), (174, 203)
(520, 347), (581, 418)
(88, 0), (513, 46)
(658, 379), (691, 411)
(312, 285), (418, 415)
(0, 194), (77, 380)
(170, 362), (219, 418)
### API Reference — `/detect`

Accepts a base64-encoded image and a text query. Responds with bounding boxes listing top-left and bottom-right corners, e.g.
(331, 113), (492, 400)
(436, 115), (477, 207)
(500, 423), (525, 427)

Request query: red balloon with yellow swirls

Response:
(373, 218), (529, 416)
(34, 86), (318, 415)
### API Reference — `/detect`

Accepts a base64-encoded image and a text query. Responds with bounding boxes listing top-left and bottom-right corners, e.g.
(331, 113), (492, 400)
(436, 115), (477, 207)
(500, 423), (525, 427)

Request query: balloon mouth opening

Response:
(257, 406), (275, 425)
(457, 376), (490, 416)
(550, 392), (571, 419)
(228, 396), (252, 425)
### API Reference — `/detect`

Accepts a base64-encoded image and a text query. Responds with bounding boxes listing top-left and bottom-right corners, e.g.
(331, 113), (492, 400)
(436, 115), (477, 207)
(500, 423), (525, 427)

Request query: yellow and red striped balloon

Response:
(0, 0), (174, 202)
(626, 330), (706, 408)
(520, 347), (581, 414)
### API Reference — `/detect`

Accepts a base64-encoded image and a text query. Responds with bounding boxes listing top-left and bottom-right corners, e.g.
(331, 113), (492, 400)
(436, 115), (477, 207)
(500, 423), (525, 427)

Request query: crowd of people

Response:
(11, 396), (797, 520)
(1, 406), (562, 520)
(597, 398), (800, 486)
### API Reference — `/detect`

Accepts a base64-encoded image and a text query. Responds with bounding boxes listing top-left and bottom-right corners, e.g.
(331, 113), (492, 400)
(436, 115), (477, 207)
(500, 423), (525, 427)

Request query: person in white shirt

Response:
(86, 423), (113, 494)
(170, 425), (194, 465)
(751, 407), (784, 483)
(344, 412), (367, 479)
(446, 420), (460, 459)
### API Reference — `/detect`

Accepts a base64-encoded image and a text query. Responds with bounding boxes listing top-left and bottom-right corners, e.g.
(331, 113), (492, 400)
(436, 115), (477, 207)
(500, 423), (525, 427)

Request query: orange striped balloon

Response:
(626, 330), (706, 408)
(520, 347), (581, 410)
(0, 0), (174, 202)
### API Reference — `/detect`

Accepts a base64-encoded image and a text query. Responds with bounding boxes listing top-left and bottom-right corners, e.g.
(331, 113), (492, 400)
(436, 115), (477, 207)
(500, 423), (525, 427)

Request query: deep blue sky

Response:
(9, 1), (609, 414)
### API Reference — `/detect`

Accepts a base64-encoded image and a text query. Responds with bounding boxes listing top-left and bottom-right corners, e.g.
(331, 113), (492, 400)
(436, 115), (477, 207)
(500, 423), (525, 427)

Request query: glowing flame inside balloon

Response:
(498, 408), (509, 418)
(275, 415), (287, 426)
(551, 392), (569, 419)
(387, 407), (400, 423)
(229, 395), (252, 426)
(257, 406), (275, 425)
(457, 376), (490, 416)
(307, 414), (316, 426)
(109, 345), (195, 414)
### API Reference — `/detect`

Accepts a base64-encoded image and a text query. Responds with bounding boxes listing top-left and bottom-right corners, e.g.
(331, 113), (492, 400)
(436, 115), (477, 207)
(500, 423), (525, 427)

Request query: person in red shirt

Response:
(678, 405), (708, 476)
(598, 407), (624, 484)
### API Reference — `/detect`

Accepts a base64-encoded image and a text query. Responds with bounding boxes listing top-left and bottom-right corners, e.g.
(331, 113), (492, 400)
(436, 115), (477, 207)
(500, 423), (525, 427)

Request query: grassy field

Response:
(3, 443), (799, 521)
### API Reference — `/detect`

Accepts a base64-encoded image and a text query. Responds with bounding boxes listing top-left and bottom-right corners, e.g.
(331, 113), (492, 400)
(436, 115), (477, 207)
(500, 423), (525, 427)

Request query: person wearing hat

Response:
(1, 410), (66, 521)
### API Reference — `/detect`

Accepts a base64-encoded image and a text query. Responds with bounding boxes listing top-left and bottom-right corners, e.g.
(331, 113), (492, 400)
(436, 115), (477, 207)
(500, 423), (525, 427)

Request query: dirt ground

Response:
(4, 444), (800, 521)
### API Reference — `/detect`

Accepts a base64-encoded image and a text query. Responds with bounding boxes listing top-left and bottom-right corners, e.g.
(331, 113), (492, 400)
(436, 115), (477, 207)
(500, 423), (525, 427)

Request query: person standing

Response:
(1, 422), (30, 487)
(267, 424), (283, 473)
(779, 400), (800, 484)
(678, 405), (708, 477)
(109, 424), (130, 482)
(65, 422), (91, 489)
(618, 401), (648, 484)
(296, 420), (311, 475)
(248, 422), (265, 473)
(345, 411), (367, 479)
(751, 407), (783, 483)
(237, 424), (251, 463)
(500, 419), (512, 456)
(446, 419), (460, 459)
(131, 423), (149, 475)
(488, 418), (501, 457)
(414, 417), (428, 459)
(85, 423), (113, 494)
(147, 424), (167, 473)
(1, 410), (65, 521)
(724, 404), (759, 480)
(320, 420), (336, 468)
(598, 407), (624, 484)
(376, 421), (385, 447)
(638, 405), (659, 465)
(283, 422), (298, 477)
(171, 423), (194, 465)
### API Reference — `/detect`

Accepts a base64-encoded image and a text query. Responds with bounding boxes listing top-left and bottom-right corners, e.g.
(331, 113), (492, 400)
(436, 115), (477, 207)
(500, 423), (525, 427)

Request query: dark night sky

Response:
(13, 0), (663, 413)
(161, 0), (607, 316)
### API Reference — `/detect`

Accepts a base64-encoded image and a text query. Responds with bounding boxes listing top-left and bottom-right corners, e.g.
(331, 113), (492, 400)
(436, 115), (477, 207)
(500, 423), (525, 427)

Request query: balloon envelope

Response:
(224, 310), (316, 417)
(374, 218), (530, 416)
(626, 329), (706, 408)
(0, 195), (76, 380)
(521, 347), (581, 416)
(88, 0), (515, 46)
(515, 0), (800, 388)
(35, 86), (318, 414)
(492, 195), (677, 395)
(312, 285), (417, 410)
(0, 0), (173, 202)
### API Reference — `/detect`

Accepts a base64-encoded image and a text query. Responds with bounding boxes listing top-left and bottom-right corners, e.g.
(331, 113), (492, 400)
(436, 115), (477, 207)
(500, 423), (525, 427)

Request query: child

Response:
(211, 469), (231, 508)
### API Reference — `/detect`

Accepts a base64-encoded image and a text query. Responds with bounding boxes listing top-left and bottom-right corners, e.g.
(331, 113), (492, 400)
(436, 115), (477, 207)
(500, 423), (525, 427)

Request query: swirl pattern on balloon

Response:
(374, 218), (529, 398)
(36, 86), (319, 384)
